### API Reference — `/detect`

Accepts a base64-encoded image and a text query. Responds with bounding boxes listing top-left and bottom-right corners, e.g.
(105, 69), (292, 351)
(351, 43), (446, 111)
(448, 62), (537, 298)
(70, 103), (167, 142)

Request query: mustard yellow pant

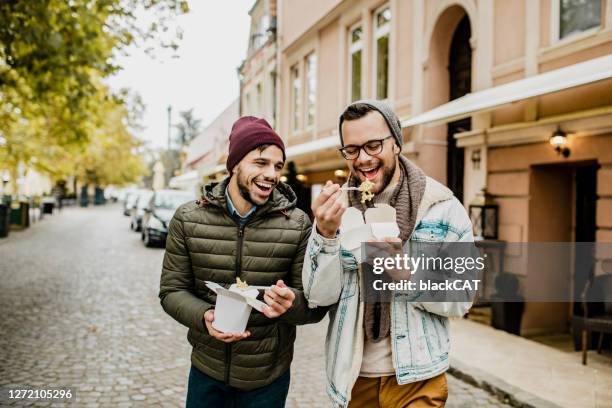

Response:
(348, 373), (448, 408)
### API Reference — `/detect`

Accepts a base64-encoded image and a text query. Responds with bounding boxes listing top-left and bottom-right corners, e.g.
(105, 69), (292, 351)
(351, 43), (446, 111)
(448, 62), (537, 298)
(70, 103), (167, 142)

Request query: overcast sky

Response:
(107, 1), (252, 149)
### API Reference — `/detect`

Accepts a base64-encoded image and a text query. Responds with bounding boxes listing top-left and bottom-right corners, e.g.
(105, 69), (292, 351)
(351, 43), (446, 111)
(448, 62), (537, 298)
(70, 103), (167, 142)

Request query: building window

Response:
(245, 92), (251, 115)
(250, 21), (262, 51)
(250, 14), (270, 52)
(260, 15), (270, 35)
(560, 0), (601, 39)
(256, 82), (263, 117)
(305, 53), (317, 128)
(291, 65), (301, 133)
(257, 15), (270, 48)
(374, 6), (390, 100)
(270, 72), (277, 128)
(349, 25), (363, 102)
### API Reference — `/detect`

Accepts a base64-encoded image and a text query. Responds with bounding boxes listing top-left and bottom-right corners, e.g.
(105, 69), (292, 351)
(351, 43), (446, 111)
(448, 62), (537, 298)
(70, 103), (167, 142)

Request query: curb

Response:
(449, 360), (564, 408)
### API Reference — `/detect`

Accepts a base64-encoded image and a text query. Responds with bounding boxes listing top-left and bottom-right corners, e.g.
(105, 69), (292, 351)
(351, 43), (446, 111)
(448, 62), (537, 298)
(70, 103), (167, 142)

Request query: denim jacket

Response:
(302, 176), (474, 407)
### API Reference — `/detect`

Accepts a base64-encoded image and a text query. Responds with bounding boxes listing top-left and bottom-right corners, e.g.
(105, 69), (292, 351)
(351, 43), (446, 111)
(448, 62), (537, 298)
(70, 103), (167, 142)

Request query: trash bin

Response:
(490, 273), (524, 335)
(9, 201), (30, 229)
(94, 187), (105, 205)
(79, 186), (89, 207)
(42, 197), (55, 214)
(0, 203), (9, 238)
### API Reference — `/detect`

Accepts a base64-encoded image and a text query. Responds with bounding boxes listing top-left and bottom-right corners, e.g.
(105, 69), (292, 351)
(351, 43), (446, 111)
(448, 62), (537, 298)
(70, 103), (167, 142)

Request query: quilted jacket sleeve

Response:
(279, 212), (329, 325)
(159, 207), (212, 332)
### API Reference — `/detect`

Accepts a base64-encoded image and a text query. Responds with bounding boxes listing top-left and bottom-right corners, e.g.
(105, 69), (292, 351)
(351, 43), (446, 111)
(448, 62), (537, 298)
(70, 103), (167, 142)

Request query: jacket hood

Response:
(202, 176), (297, 215)
(415, 176), (454, 225)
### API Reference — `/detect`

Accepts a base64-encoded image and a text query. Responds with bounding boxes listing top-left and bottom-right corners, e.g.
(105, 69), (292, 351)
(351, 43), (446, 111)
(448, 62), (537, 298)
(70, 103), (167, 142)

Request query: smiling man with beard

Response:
(302, 100), (474, 408)
(160, 116), (326, 408)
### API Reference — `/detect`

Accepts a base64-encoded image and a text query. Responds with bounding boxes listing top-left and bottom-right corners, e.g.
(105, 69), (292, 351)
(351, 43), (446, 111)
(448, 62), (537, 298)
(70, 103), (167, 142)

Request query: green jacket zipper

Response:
(203, 190), (286, 386)
(224, 224), (245, 385)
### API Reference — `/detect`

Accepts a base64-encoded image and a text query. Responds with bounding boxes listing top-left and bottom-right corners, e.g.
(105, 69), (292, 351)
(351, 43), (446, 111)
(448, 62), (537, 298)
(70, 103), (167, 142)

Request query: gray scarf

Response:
(348, 155), (427, 342)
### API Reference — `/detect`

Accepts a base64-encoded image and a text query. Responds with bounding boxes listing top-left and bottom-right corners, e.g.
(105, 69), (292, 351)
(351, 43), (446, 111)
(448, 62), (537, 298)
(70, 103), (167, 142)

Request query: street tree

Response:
(0, 0), (188, 193)
(174, 108), (202, 148)
(72, 97), (149, 187)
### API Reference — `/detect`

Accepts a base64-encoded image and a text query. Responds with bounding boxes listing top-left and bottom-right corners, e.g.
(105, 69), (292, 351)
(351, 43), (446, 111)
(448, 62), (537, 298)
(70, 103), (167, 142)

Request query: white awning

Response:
(285, 134), (340, 159)
(401, 54), (612, 128)
(199, 163), (226, 178)
(168, 170), (198, 189)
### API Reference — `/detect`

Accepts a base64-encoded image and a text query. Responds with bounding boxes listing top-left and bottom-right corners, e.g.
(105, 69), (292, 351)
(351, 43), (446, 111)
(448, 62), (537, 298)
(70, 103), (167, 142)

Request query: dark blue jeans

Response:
(186, 365), (290, 408)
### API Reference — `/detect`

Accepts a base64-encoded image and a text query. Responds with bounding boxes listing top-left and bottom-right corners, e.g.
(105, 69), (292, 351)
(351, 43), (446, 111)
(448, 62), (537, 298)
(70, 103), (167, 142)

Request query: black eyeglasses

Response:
(339, 135), (393, 160)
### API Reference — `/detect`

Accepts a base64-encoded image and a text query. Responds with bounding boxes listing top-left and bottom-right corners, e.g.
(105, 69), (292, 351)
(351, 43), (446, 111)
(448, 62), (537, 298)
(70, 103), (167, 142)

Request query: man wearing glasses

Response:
(302, 100), (474, 407)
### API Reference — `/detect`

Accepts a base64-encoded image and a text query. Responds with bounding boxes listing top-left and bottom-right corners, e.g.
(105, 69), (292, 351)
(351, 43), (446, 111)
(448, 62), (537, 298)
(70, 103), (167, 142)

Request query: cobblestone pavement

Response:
(290, 319), (512, 408)
(0, 204), (512, 407)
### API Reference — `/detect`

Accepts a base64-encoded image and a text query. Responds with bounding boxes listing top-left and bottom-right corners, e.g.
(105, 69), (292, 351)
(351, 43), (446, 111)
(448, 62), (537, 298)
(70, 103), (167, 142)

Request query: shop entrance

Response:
(446, 15), (472, 203)
(526, 161), (599, 346)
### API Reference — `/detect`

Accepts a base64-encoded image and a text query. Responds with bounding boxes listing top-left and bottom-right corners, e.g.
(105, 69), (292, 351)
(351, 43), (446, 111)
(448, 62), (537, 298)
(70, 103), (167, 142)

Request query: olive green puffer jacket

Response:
(159, 177), (326, 390)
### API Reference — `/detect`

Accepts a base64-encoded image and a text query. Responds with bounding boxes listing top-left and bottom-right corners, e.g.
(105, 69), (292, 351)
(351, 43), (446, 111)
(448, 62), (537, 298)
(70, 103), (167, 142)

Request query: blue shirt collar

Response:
(225, 186), (257, 221)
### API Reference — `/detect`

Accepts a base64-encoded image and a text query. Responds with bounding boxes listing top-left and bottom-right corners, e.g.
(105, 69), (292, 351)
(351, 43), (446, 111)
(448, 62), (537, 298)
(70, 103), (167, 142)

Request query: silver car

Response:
(141, 189), (197, 247)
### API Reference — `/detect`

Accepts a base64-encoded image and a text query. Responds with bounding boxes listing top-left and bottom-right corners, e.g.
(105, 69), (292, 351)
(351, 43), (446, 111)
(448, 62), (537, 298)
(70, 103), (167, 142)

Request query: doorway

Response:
(526, 161), (599, 346)
(573, 163), (600, 349)
(447, 15), (472, 202)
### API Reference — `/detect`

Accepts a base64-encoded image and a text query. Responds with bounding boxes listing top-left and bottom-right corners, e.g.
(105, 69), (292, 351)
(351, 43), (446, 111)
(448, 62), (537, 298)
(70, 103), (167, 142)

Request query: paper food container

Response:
(205, 281), (267, 333)
(339, 203), (400, 262)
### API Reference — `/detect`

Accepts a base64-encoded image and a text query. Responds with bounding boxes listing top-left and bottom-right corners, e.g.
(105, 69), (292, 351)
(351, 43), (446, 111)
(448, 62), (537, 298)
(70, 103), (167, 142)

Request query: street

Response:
(0, 204), (511, 407)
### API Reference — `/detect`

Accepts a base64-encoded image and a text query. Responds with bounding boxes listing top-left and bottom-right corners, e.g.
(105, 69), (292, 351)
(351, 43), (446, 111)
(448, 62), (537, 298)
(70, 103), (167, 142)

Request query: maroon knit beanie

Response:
(226, 116), (286, 172)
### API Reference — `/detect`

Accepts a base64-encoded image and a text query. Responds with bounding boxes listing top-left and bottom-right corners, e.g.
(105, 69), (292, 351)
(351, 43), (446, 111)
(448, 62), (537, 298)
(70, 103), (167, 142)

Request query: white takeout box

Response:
(340, 203), (400, 262)
(205, 281), (267, 333)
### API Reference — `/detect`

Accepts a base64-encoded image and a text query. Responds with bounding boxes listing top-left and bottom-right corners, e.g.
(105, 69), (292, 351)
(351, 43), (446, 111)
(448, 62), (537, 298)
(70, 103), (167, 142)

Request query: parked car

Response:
(123, 189), (143, 216)
(141, 189), (197, 247)
(130, 190), (154, 231)
(123, 192), (136, 216)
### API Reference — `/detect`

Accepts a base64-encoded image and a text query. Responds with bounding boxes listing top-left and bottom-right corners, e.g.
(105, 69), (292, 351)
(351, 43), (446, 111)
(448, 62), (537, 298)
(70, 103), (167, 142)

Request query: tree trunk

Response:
(9, 164), (19, 197)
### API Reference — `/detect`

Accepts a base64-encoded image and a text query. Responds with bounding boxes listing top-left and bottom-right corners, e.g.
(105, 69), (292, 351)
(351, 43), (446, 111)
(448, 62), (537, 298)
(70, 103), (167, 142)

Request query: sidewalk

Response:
(450, 319), (612, 408)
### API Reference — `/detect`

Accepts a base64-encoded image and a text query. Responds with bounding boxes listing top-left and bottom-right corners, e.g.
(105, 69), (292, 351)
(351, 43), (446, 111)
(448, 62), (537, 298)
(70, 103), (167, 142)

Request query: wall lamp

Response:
(549, 127), (570, 158)
(471, 148), (481, 170)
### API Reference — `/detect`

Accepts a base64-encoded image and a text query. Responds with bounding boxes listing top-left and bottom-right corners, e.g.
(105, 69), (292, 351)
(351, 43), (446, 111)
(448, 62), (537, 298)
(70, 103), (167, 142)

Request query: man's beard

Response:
(236, 169), (258, 206)
(235, 166), (275, 205)
(373, 156), (397, 194)
(377, 155), (397, 194)
(238, 180), (257, 206)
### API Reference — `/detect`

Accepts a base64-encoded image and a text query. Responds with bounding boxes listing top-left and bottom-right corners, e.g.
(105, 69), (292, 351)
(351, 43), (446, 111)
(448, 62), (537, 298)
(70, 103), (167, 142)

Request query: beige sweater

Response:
(359, 181), (397, 378)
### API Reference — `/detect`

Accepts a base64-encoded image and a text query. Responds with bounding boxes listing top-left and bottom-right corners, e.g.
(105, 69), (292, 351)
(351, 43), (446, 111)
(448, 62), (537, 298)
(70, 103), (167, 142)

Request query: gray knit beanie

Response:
(338, 99), (403, 148)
